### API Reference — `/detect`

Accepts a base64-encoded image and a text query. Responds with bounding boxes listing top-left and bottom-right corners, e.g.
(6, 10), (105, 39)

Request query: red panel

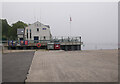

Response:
(25, 40), (28, 45)
(54, 44), (60, 50)
(20, 41), (24, 45)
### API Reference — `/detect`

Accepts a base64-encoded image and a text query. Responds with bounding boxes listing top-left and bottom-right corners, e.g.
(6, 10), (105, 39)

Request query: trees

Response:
(1, 19), (11, 40)
(11, 21), (28, 40)
(2, 19), (28, 40)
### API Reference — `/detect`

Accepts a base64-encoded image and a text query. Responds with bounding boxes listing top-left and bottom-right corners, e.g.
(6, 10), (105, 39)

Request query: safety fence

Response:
(3, 36), (81, 46)
(2, 36), (82, 50)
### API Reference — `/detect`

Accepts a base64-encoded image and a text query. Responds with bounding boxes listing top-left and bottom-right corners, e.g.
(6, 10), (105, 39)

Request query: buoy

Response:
(36, 43), (41, 48)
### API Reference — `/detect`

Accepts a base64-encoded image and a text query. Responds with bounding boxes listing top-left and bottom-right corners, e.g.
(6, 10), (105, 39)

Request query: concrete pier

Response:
(26, 50), (118, 82)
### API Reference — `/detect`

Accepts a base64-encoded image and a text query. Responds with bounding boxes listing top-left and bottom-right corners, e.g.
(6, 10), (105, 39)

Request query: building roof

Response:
(17, 28), (24, 35)
(30, 21), (50, 28)
(44, 25), (50, 28)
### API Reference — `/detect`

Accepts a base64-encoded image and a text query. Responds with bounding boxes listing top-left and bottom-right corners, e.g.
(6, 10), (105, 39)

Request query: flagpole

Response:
(70, 20), (71, 37)
(70, 16), (72, 37)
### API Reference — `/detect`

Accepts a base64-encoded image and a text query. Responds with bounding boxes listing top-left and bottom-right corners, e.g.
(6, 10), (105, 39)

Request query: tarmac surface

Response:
(26, 50), (118, 82)
(2, 51), (35, 83)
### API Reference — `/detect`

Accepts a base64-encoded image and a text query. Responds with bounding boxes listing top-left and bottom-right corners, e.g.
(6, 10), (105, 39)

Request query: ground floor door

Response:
(20, 38), (23, 40)
(34, 36), (39, 40)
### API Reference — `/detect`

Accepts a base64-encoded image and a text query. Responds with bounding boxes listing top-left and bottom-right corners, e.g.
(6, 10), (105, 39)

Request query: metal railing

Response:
(2, 36), (82, 46)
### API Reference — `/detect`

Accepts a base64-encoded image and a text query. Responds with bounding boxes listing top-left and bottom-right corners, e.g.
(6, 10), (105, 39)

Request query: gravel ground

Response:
(2, 51), (35, 83)
(26, 49), (118, 82)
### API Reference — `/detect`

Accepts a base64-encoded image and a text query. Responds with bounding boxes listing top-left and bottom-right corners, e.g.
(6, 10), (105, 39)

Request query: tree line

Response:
(1, 19), (28, 40)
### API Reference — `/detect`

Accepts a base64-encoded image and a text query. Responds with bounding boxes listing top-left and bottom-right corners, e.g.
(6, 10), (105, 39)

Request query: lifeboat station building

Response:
(14, 21), (83, 51)
(17, 21), (52, 41)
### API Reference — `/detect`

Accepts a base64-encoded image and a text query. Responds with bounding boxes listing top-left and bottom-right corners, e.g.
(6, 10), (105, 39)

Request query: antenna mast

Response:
(69, 15), (72, 37)
(34, 8), (37, 22)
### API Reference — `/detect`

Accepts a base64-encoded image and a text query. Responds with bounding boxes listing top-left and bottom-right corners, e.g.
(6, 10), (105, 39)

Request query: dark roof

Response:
(44, 25), (50, 28)
(17, 28), (24, 35)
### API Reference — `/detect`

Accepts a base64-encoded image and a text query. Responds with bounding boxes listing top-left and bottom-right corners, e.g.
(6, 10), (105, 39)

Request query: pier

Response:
(3, 36), (83, 51)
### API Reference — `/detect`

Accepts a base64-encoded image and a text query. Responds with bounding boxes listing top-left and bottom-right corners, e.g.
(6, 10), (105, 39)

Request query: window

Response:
(44, 36), (46, 40)
(27, 29), (28, 38)
(27, 29), (28, 33)
(42, 28), (46, 30)
(37, 24), (38, 26)
(30, 29), (31, 33)
(30, 29), (31, 38)
(20, 38), (23, 40)
(30, 33), (31, 38)
(37, 28), (39, 32)
(34, 36), (39, 40)
(27, 33), (28, 38)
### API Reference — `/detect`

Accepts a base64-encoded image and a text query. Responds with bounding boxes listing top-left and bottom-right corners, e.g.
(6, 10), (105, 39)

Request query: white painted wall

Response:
(25, 21), (51, 40)
(17, 35), (24, 40)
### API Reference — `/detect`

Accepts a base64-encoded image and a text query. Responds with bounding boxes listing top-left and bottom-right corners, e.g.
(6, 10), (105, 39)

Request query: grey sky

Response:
(2, 2), (118, 50)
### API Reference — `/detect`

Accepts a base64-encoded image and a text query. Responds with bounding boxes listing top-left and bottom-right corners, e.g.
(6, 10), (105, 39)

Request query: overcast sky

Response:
(2, 2), (118, 49)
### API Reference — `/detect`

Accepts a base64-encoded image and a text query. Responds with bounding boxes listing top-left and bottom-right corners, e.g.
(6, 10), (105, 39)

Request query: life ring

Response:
(36, 43), (41, 48)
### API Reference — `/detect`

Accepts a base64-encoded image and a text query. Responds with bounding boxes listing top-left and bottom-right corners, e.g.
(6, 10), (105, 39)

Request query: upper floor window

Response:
(27, 29), (28, 33)
(27, 29), (28, 38)
(44, 36), (46, 40)
(37, 24), (38, 26)
(37, 28), (39, 32)
(30, 33), (31, 38)
(42, 28), (46, 30)
(30, 29), (31, 33)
